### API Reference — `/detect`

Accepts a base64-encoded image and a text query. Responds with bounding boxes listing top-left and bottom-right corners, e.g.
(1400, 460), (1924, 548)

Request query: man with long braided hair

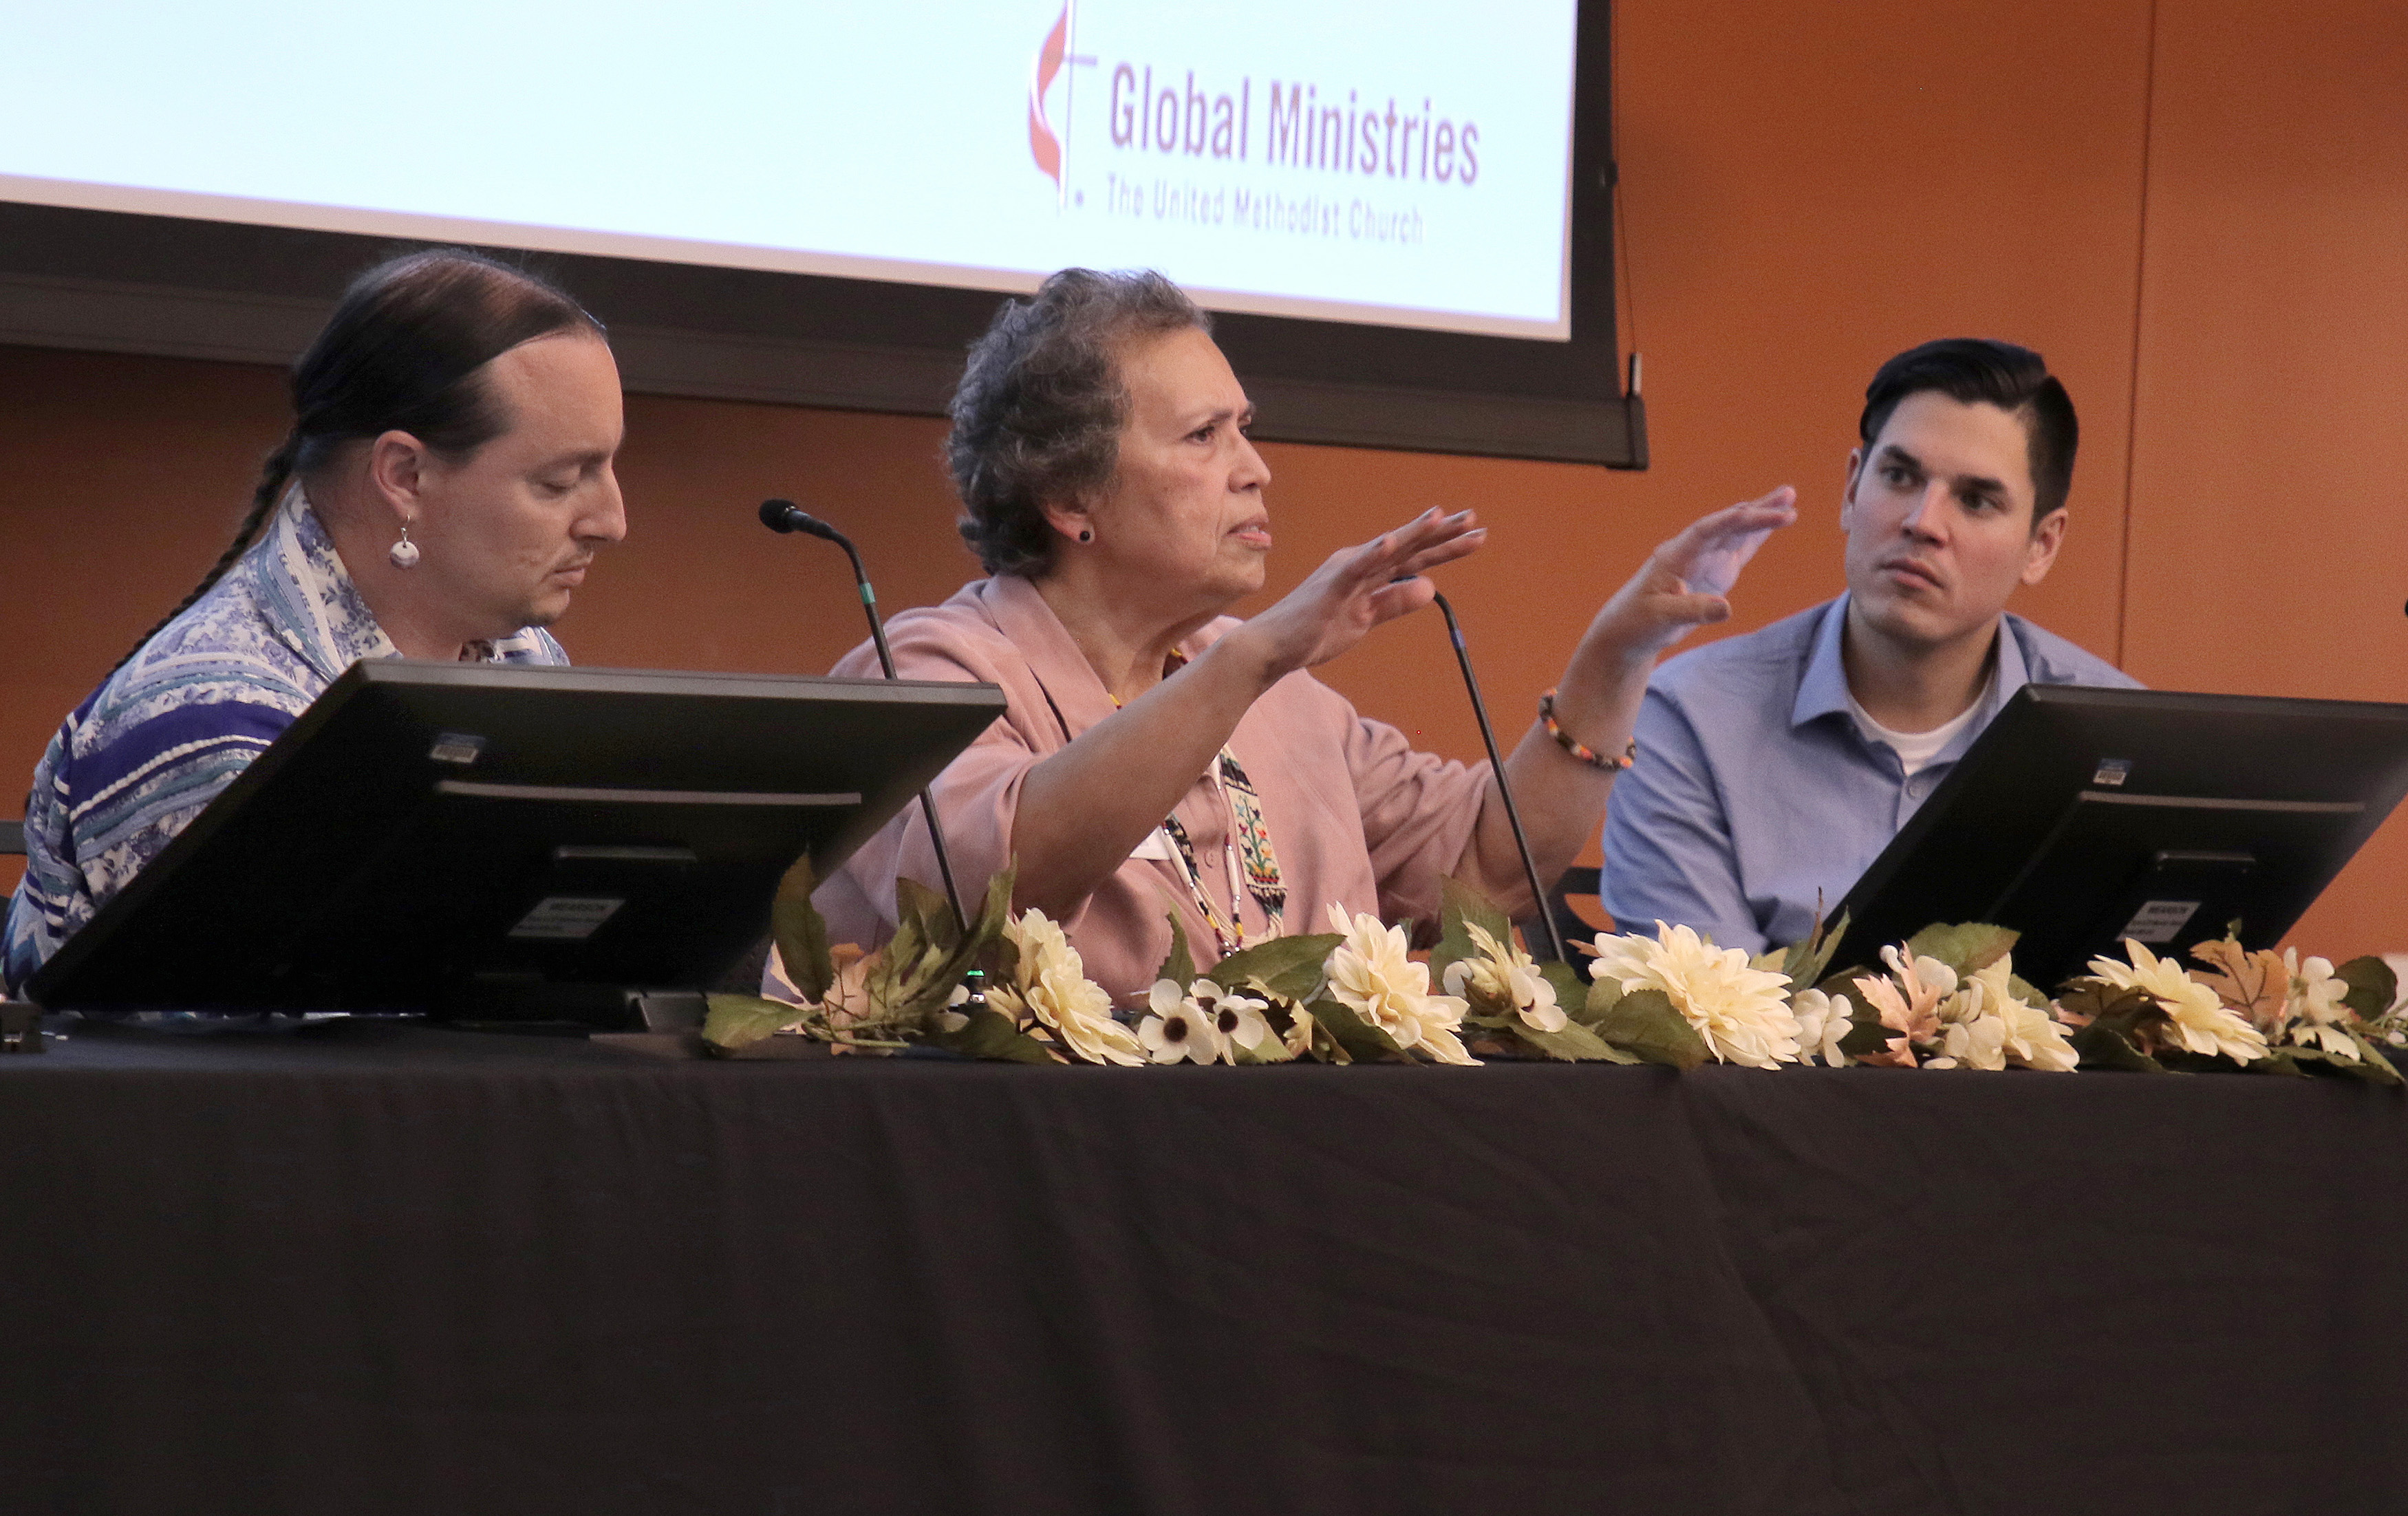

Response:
(2, 248), (626, 992)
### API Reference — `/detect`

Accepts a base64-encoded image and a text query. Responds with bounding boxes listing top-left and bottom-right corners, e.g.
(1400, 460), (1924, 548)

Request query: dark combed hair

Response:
(947, 268), (1209, 576)
(1858, 338), (2078, 523)
(111, 247), (603, 673)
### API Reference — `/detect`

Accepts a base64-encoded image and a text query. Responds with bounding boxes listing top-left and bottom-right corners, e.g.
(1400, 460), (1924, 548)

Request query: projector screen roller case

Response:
(0, 0), (1578, 338)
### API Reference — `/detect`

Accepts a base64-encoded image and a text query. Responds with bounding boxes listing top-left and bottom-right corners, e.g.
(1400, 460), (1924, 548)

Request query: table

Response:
(3, 1019), (2405, 1515)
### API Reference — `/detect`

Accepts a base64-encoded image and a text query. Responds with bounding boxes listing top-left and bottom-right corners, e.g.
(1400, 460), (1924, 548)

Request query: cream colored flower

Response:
(1442, 922), (1568, 1032)
(1791, 988), (1852, 1066)
(1966, 958), (2079, 1072)
(2286, 951), (2360, 1059)
(1139, 979), (1222, 1064)
(1282, 995), (1323, 1058)
(1588, 921), (1800, 1069)
(1006, 909), (1074, 971)
(993, 910), (1143, 1066)
(1933, 993), (2008, 1072)
(2087, 939), (2268, 1063)
(1323, 905), (1478, 1065)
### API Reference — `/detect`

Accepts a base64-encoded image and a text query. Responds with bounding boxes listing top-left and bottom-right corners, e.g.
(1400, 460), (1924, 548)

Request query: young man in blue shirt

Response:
(1600, 338), (2140, 953)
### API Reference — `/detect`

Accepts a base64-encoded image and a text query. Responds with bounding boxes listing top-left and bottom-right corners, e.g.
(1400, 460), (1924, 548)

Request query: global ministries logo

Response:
(1026, 3), (1479, 239)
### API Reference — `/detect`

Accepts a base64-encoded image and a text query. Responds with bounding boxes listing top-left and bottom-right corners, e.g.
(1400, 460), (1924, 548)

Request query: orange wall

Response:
(3, 0), (2402, 955)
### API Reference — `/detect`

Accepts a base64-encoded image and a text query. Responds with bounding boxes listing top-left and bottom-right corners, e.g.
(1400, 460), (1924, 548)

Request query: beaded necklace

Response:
(1108, 658), (1287, 960)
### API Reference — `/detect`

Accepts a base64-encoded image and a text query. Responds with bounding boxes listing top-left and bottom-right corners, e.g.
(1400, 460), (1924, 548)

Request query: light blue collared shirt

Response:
(1600, 594), (2142, 953)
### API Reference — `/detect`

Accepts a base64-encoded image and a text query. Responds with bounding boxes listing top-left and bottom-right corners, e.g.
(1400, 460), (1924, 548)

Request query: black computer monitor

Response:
(25, 661), (1006, 1021)
(1834, 686), (2408, 990)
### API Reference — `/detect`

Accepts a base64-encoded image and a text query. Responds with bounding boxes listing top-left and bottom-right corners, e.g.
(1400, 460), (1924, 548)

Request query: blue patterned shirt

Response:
(3, 492), (565, 993)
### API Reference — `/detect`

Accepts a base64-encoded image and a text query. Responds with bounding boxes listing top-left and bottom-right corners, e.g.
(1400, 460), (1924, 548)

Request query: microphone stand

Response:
(1429, 590), (1567, 964)
(760, 499), (969, 936)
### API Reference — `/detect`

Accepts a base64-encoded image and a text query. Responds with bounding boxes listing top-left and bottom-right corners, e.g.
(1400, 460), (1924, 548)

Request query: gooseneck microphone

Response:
(760, 499), (968, 933)
(1428, 590), (1567, 964)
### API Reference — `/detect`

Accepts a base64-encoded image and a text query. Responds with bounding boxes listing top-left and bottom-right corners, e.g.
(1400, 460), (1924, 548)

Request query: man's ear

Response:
(365, 430), (430, 523)
(1838, 446), (1865, 532)
(2021, 506), (2069, 586)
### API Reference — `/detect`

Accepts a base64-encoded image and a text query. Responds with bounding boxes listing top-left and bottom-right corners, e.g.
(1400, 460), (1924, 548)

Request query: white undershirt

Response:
(1846, 671), (1995, 777)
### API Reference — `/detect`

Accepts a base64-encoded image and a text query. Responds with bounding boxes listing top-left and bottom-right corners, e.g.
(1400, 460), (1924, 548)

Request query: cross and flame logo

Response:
(1029, 4), (1071, 191)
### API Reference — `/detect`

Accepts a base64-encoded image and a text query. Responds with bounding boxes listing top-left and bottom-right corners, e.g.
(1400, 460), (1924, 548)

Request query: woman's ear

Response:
(1036, 495), (1093, 545)
(365, 430), (430, 523)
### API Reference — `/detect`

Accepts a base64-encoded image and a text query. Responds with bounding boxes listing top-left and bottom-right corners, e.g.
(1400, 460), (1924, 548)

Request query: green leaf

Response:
(702, 992), (810, 1052)
(1157, 907), (1198, 990)
(1509, 1017), (1641, 1063)
(895, 875), (957, 952)
(2250, 1047), (2314, 1078)
(1594, 987), (1709, 1070)
(2277, 1032), (2408, 1086)
(2071, 1017), (2165, 1073)
(769, 854), (836, 1006)
(1303, 995), (1404, 1062)
(2336, 955), (2399, 1021)
(1904, 922), (2021, 978)
(1578, 971), (1624, 1028)
(1230, 1032), (1295, 1065)
(1837, 1006), (1892, 1057)
(1538, 961), (1589, 1020)
(1780, 909), (1850, 993)
(2347, 1027), (2407, 1085)
(1432, 874), (1514, 986)
(929, 1006), (1056, 1063)
(1208, 933), (1342, 1002)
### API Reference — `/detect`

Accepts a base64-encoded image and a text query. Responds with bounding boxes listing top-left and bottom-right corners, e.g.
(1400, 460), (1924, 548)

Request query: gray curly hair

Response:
(949, 268), (1210, 576)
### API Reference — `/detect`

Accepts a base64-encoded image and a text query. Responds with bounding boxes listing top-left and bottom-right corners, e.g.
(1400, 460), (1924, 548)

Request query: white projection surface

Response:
(0, 1), (1580, 338)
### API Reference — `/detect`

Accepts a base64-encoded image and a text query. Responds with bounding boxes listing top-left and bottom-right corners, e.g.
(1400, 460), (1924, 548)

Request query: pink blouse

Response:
(811, 574), (1494, 1004)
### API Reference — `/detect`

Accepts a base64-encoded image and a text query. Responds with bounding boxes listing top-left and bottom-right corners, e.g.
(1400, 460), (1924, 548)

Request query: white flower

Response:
(993, 910), (1143, 1066)
(1138, 979), (1222, 1064)
(1965, 967), (2081, 1073)
(1441, 922), (1568, 1032)
(2087, 939), (2268, 1063)
(937, 982), (971, 1034)
(1323, 905), (1478, 1065)
(1588, 921), (1800, 1068)
(1966, 958), (2079, 1072)
(1791, 988), (1852, 1066)
(1193, 979), (1275, 1059)
(2286, 951), (2361, 1059)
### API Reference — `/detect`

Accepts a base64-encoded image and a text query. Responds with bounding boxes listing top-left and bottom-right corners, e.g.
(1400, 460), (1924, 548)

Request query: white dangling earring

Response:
(388, 520), (421, 570)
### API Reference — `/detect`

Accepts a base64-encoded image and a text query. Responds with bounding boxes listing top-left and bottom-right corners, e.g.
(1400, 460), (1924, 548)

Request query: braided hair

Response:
(108, 248), (603, 675)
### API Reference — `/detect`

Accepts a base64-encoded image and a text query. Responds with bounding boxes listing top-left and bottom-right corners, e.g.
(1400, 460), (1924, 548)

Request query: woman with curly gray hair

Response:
(810, 268), (1794, 999)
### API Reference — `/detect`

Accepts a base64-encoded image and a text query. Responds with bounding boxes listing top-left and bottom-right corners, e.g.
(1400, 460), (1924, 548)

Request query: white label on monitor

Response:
(509, 897), (625, 940)
(2120, 900), (2201, 944)
(429, 733), (486, 766)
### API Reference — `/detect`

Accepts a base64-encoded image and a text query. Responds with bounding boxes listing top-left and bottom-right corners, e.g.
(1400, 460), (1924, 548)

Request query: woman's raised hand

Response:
(1229, 508), (1486, 682)
(1583, 487), (1798, 663)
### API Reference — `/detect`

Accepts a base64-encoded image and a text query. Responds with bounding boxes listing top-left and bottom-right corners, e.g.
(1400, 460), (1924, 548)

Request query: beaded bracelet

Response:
(1539, 688), (1637, 771)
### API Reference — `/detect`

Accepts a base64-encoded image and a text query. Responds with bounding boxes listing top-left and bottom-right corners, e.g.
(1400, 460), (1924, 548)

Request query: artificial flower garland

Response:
(705, 857), (2405, 1083)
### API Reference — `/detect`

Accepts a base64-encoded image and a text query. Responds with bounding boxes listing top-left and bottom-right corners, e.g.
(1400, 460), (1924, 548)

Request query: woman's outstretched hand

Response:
(1226, 507), (1486, 683)
(1584, 486), (1798, 664)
